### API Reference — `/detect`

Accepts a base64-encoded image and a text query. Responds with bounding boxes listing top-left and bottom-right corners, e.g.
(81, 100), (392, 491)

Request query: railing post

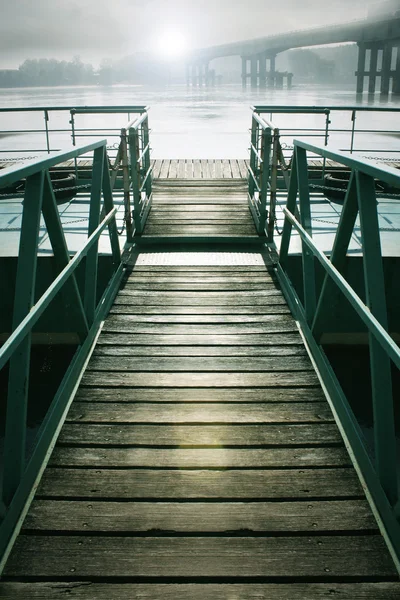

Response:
(296, 146), (316, 324)
(84, 146), (104, 326)
(2, 172), (45, 506)
(44, 110), (50, 154)
(356, 171), (398, 506)
(279, 149), (298, 268)
(350, 110), (357, 154)
(267, 129), (279, 242)
(120, 128), (133, 242)
(249, 115), (258, 199)
(142, 115), (152, 199)
(128, 127), (142, 234)
(102, 151), (122, 267)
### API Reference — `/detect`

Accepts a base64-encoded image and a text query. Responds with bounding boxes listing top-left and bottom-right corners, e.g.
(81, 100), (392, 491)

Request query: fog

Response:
(0, 0), (385, 68)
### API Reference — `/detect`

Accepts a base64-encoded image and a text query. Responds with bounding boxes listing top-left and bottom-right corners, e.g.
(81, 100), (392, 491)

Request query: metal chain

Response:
(0, 182), (92, 198)
(309, 182), (400, 198)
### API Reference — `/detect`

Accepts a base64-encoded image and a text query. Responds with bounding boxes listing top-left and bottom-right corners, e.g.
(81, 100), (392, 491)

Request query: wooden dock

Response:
(1, 179), (400, 598)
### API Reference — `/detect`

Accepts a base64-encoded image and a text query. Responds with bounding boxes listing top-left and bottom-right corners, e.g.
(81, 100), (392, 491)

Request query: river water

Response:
(0, 83), (400, 158)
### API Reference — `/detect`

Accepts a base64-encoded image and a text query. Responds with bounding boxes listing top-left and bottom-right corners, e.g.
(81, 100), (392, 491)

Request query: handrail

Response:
(108, 110), (153, 239)
(247, 110), (288, 240)
(252, 105), (400, 159)
(0, 139), (125, 568)
(276, 139), (400, 563)
(0, 105), (149, 158)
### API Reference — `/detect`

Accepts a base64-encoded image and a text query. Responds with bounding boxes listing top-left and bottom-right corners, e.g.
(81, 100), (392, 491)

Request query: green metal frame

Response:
(0, 140), (124, 568)
(248, 111), (290, 240)
(276, 139), (400, 564)
(127, 111), (153, 235)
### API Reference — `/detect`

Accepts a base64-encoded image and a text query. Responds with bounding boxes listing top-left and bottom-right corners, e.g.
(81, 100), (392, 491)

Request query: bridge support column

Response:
(198, 64), (204, 87)
(241, 57), (248, 88)
(368, 45), (379, 95)
(393, 47), (400, 95)
(250, 55), (258, 88)
(381, 43), (392, 96)
(356, 42), (366, 95)
(258, 52), (267, 88)
(268, 54), (276, 88)
(287, 72), (293, 89)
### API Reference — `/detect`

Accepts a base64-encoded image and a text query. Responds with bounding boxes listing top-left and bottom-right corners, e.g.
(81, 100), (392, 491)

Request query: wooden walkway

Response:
(1, 179), (400, 597)
(142, 181), (257, 240)
(0, 157), (369, 178)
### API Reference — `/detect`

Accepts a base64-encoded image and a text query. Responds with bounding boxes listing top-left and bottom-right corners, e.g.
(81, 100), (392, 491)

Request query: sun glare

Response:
(156, 30), (187, 60)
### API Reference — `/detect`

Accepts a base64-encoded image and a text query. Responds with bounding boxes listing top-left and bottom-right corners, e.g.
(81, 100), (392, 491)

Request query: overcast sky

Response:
(0, 0), (384, 68)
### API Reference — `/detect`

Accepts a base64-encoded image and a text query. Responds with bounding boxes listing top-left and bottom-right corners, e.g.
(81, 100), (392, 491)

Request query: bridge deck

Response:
(1, 182), (400, 598)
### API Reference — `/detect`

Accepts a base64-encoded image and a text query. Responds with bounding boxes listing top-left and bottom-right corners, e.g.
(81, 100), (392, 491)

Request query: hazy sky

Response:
(0, 0), (384, 68)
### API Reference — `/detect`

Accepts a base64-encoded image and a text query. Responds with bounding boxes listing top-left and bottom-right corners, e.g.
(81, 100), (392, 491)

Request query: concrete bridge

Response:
(187, 16), (400, 95)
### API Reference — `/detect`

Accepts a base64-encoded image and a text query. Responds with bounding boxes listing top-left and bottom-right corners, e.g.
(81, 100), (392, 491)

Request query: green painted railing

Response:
(248, 111), (289, 239)
(252, 105), (400, 161)
(276, 139), (400, 564)
(0, 140), (125, 569)
(0, 105), (148, 158)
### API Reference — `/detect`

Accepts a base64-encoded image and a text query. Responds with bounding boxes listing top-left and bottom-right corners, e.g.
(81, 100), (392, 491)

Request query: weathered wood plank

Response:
(152, 159), (163, 179)
(169, 160), (178, 178)
(143, 224), (257, 236)
(200, 159), (210, 178)
(24, 499), (374, 533)
(92, 345), (304, 357)
(238, 159), (248, 179)
(130, 267), (268, 272)
(193, 159), (202, 178)
(36, 467), (364, 499)
(101, 322), (299, 335)
(113, 295), (288, 307)
(177, 159), (186, 179)
(120, 282), (278, 291)
(50, 446), (349, 468)
(95, 333), (303, 346)
(74, 387), (325, 403)
(2, 582), (400, 600)
(86, 355), (314, 372)
(159, 160), (170, 178)
(66, 402), (332, 423)
(110, 306), (291, 315)
(80, 371), (320, 387)
(230, 159), (241, 179)
(5, 535), (395, 578)
(214, 159), (223, 178)
(102, 314), (292, 325)
(222, 159), (232, 178)
(58, 423), (341, 446)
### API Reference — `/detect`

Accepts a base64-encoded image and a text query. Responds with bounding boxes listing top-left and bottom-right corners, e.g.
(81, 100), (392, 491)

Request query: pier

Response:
(0, 107), (400, 597)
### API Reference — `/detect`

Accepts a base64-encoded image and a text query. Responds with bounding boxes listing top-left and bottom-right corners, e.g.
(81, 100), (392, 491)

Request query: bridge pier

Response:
(241, 53), (292, 89)
(186, 62), (214, 86)
(356, 41), (399, 98)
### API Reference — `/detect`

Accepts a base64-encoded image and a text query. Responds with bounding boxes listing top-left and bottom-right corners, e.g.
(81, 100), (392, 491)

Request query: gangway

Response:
(0, 108), (400, 599)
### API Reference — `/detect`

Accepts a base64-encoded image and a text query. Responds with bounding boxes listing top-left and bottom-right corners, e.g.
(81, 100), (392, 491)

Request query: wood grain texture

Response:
(80, 372), (321, 388)
(66, 402), (334, 423)
(49, 446), (350, 468)
(57, 423), (342, 446)
(23, 499), (375, 533)
(86, 355), (314, 372)
(74, 387), (325, 403)
(5, 535), (395, 578)
(95, 333), (303, 346)
(2, 583), (400, 599)
(36, 468), (364, 499)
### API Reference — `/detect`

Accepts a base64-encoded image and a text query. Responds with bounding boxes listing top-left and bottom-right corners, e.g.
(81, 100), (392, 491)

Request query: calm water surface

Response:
(0, 83), (400, 158)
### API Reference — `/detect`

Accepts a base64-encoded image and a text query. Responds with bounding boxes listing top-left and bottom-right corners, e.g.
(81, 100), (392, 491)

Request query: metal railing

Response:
(108, 111), (152, 238)
(276, 139), (400, 563)
(248, 111), (289, 239)
(252, 105), (400, 161)
(0, 105), (148, 158)
(0, 140), (125, 568)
